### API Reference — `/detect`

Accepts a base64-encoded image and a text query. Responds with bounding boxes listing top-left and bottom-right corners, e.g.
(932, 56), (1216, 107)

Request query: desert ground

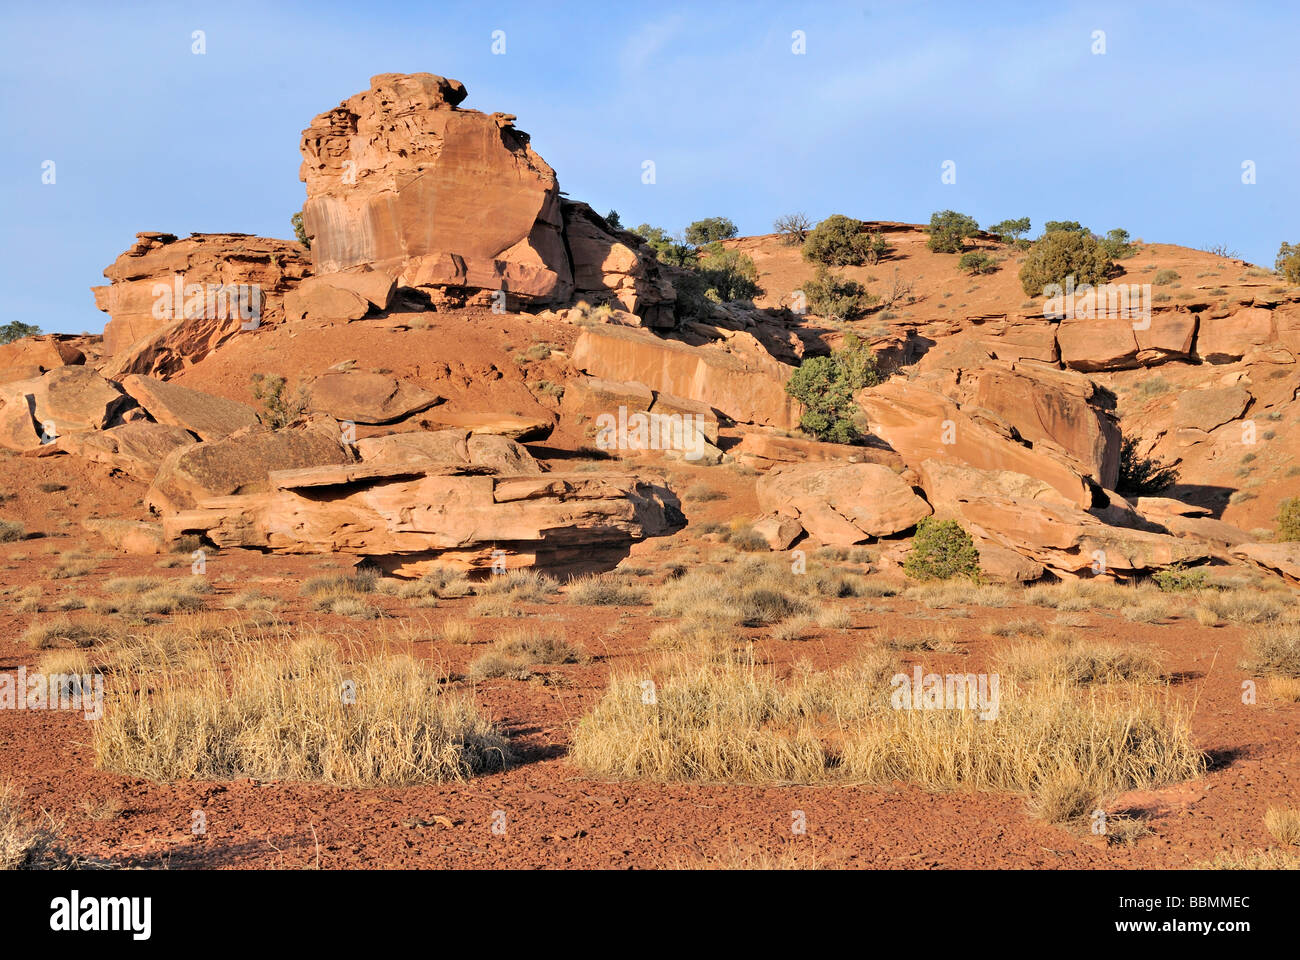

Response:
(1, 71), (1298, 872)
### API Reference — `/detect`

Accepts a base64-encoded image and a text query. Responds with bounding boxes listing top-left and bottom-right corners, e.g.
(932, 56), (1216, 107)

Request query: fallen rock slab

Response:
(757, 462), (931, 544)
(308, 372), (442, 425)
(121, 374), (261, 441)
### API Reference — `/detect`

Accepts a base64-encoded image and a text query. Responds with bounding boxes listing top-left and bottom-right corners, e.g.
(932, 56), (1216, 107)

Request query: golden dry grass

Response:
(94, 635), (510, 787)
(566, 573), (646, 606)
(1264, 807), (1300, 846)
(466, 627), (584, 681)
(570, 653), (1203, 795)
(995, 638), (1164, 686)
(1242, 623), (1300, 677)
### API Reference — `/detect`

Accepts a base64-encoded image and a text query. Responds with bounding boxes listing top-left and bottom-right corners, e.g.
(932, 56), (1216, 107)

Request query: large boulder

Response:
(756, 462), (931, 544)
(282, 268), (396, 324)
(354, 429), (543, 475)
(91, 232), (309, 375)
(1232, 542), (1300, 583)
(561, 202), (675, 328)
(146, 425), (354, 514)
(50, 422), (197, 481)
(120, 374), (261, 441)
(0, 367), (129, 440)
(857, 378), (1095, 507)
(0, 335), (85, 380)
(970, 364), (1120, 488)
(1171, 385), (1251, 432)
(298, 73), (572, 304)
(1197, 308), (1274, 363)
(917, 459), (1209, 579)
(307, 372), (442, 425)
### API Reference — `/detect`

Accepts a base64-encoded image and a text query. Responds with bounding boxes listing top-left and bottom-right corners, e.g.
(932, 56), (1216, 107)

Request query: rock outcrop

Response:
(163, 432), (683, 575)
(299, 73), (572, 305)
(756, 462), (931, 543)
(562, 202), (676, 328)
(120, 374), (261, 441)
(92, 232), (310, 377)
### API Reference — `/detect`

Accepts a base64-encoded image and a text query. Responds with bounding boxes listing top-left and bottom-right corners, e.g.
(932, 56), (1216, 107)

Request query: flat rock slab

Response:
(121, 374), (261, 441)
(309, 372), (442, 425)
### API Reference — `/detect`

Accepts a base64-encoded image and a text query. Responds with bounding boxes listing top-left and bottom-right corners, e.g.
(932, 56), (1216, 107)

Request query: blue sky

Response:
(3, 0), (1297, 334)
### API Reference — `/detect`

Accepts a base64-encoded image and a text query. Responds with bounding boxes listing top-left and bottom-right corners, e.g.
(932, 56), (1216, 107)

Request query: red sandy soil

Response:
(1, 448), (1296, 869)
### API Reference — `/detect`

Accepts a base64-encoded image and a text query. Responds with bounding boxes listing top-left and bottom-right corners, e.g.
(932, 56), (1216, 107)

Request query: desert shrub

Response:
(1019, 229), (1115, 296)
(0, 519), (24, 542)
(1100, 228), (1135, 259)
(957, 251), (997, 275)
(996, 639), (1163, 686)
(696, 243), (761, 302)
(467, 628), (583, 680)
(1044, 220), (1086, 234)
(0, 322), (41, 345)
(903, 517), (980, 582)
(1275, 497), (1300, 541)
(604, 209), (622, 230)
(290, 211), (310, 249)
(567, 573), (646, 606)
(250, 373), (311, 429)
(632, 224), (696, 268)
(95, 637), (510, 786)
(1275, 242), (1300, 284)
(1116, 436), (1179, 495)
(1265, 808), (1300, 846)
(988, 217), (1031, 245)
(802, 214), (884, 266)
(684, 217), (738, 247)
(926, 210), (979, 254)
(783, 334), (880, 444)
(802, 268), (877, 321)
(1153, 562), (1209, 592)
(1153, 268), (1180, 286)
(774, 212), (812, 245)
(1242, 624), (1300, 678)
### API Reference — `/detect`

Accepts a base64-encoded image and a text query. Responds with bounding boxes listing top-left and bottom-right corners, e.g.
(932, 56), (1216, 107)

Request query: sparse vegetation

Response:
(903, 517), (980, 582)
(774, 212), (813, 245)
(784, 334), (880, 444)
(0, 322), (41, 345)
(250, 373), (311, 429)
(957, 251), (997, 275)
(803, 215), (888, 266)
(925, 210), (979, 254)
(1116, 436), (1179, 495)
(801, 267), (877, 321)
(1019, 228), (1114, 297)
(291, 211), (310, 249)
(1275, 241), (1300, 284)
(1275, 497), (1300, 541)
(95, 636), (510, 786)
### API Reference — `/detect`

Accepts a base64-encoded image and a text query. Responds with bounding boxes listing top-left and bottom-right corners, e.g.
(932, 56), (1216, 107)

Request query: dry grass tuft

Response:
(995, 639), (1163, 686)
(1264, 807), (1300, 846)
(567, 573), (646, 606)
(22, 616), (119, 650)
(94, 634), (510, 786)
(1241, 624), (1300, 677)
(570, 655), (1203, 795)
(466, 627), (584, 681)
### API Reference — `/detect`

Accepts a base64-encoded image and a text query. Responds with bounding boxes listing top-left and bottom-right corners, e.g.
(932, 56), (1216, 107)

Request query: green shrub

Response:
(1276, 498), (1300, 541)
(1116, 436), (1179, 496)
(1153, 562), (1208, 593)
(290, 211), (310, 249)
(684, 217), (738, 246)
(604, 209), (622, 230)
(802, 268), (877, 321)
(1018, 229), (1115, 297)
(926, 210), (979, 253)
(1043, 220), (1086, 234)
(903, 518), (980, 582)
(250, 374), (311, 429)
(697, 243), (761, 303)
(1100, 228), (1135, 259)
(803, 215), (885, 266)
(1275, 242), (1300, 284)
(784, 335), (880, 444)
(632, 224), (697, 268)
(987, 217), (1031, 245)
(957, 251), (997, 275)
(0, 322), (41, 345)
